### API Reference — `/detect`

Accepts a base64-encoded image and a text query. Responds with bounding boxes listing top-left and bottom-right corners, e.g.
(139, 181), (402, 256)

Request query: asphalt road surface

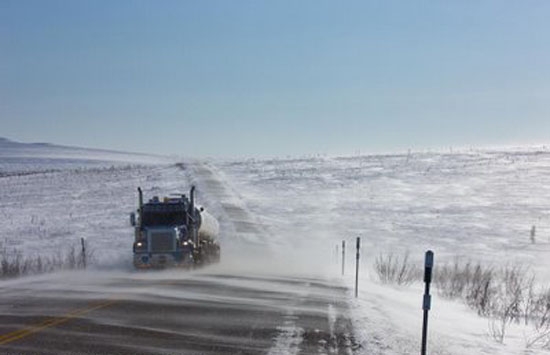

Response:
(0, 162), (358, 355)
(0, 268), (358, 355)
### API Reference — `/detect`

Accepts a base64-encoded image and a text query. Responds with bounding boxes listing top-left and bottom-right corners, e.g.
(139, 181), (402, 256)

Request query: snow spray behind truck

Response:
(130, 186), (220, 268)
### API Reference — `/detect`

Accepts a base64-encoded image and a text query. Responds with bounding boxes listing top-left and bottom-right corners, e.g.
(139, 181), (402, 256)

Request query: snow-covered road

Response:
(0, 269), (355, 355)
(3, 140), (550, 354)
(0, 146), (357, 354)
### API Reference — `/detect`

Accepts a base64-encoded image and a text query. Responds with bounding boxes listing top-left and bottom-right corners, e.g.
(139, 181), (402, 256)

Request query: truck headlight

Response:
(137, 242), (144, 248)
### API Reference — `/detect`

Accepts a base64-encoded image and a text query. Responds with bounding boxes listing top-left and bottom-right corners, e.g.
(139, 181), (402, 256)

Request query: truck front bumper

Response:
(133, 253), (176, 268)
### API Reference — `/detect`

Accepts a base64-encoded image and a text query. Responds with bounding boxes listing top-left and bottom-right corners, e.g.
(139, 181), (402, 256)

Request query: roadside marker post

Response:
(421, 250), (434, 355)
(81, 237), (87, 269)
(355, 237), (360, 298)
(341, 240), (346, 276)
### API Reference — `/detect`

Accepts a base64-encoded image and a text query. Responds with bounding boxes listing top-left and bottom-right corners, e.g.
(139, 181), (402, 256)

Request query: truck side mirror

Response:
(130, 212), (136, 227)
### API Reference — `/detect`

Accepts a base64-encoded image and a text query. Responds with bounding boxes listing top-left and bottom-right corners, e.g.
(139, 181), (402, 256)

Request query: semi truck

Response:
(130, 186), (220, 269)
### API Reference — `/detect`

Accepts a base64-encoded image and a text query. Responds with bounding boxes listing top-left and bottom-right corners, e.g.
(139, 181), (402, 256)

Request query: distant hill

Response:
(0, 136), (134, 154)
(0, 136), (156, 156)
(0, 137), (173, 172)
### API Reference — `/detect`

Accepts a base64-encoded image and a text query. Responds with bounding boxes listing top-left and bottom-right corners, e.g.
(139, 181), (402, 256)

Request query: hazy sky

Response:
(1, 1), (549, 157)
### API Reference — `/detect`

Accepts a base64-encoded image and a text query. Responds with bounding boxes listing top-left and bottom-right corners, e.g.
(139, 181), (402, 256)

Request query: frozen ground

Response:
(215, 148), (550, 354)
(0, 137), (179, 267)
(217, 149), (550, 279)
(2, 138), (550, 354)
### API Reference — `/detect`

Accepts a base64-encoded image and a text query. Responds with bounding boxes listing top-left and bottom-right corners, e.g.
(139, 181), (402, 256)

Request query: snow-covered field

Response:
(2, 137), (550, 354)
(218, 149), (550, 279)
(0, 138), (180, 267)
(215, 148), (550, 354)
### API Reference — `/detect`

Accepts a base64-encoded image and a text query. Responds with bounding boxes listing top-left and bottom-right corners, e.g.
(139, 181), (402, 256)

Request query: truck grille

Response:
(149, 231), (175, 252)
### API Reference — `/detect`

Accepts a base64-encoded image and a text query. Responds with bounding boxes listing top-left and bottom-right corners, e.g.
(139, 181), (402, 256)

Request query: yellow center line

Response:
(0, 302), (107, 342)
(0, 299), (118, 346)
(0, 278), (184, 346)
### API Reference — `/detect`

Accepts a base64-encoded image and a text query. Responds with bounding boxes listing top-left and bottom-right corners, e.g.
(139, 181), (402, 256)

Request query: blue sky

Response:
(1, 1), (549, 157)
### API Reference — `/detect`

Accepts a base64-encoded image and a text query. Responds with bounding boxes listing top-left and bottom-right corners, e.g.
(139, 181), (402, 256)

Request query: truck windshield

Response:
(141, 211), (185, 227)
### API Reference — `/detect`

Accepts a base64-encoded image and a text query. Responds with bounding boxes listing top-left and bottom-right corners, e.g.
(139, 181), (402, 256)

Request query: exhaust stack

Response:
(190, 185), (195, 213)
(137, 187), (143, 210)
(189, 185), (197, 243)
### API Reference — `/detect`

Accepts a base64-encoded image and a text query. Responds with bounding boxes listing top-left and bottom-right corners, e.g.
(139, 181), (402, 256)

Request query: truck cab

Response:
(130, 186), (219, 269)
